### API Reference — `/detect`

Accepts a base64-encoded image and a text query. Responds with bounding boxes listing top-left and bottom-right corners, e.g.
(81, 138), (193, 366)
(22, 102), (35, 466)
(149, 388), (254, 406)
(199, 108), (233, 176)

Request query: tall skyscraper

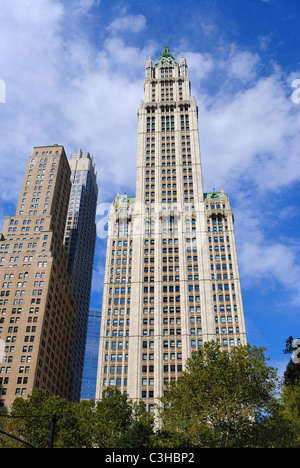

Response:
(0, 145), (77, 410)
(64, 149), (98, 402)
(81, 309), (101, 400)
(96, 47), (247, 412)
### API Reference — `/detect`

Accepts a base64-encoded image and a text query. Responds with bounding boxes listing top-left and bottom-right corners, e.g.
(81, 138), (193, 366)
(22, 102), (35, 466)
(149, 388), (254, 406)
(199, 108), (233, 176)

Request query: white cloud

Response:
(226, 48), (260, 82)
(0, 2), (154, 206)
(233, 197), (300, 306)
(240, 242), (300, 298)
(196, 71), (300, 193)
(179, 50), (215, 83)
(107, 14), (147, 35)
(75, 0), (100, 14)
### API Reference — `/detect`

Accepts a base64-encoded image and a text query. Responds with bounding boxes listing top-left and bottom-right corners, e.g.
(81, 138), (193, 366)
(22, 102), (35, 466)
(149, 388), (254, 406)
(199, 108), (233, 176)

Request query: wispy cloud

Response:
(75, 0), (101, 14)
(107, 13), (147, 35)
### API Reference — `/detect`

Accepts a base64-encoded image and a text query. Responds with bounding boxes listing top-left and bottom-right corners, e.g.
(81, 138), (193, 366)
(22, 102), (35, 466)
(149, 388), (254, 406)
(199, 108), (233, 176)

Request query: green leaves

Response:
(159, 342), (285, 448)
(1, 387), (154, 448)
(1, 342), (299, 448)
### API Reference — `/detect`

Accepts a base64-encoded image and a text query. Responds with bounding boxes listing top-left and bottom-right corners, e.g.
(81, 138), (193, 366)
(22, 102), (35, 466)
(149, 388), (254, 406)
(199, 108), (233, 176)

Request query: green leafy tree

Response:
(114, 400), (154, 448)
(283, 336), (300, 386)
(10, 389), (83, 448)
(0, 409), (26, 448)
(280, 336), (300, 447)
(92, 387), (133, 447)
(5, 387), (154, 448)
(280, 383), (300, 447)
(158, 341), (283, 448)
(93, 387), (154, 448)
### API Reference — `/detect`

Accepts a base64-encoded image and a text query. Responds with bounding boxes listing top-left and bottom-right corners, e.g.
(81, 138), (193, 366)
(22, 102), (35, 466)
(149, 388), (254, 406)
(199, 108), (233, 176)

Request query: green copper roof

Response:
(116, 194), (136, 204)
(204, 189), (226, 199)
(156, 46), (178, 66)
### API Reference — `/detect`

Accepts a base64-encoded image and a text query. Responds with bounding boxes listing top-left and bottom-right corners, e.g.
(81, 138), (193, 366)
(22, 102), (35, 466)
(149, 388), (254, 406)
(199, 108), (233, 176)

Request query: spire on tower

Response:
(157, 45), (178, 66)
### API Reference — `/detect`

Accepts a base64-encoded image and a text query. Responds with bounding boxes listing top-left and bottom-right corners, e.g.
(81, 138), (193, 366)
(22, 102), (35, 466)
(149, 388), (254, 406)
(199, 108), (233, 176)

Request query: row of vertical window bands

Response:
(104, 353), (128, 362)
(103, 366), (128, 374)
(146, 114), (189, 121)
(4, 335), (35, 344)
(213, 282), (235, 291)
(109, 277), (131, 284)
(0, 305), (39, 316)
(1, 324), (36, 335)
(211, 264), (233, 272)
(103, 378), (127, 387)
(142, 391), (154, 399)
(161, 340), (183, 349)
(162, 304), (181, 313)
(162, 275), (180, 282)
(0, 289), (44, 298)
(107, 319), (130, 326)
(0, 386), (28, 399)
(217, 338), (241, 348)
(209, 236), (230, 243)
(108, 298), (131, 306)
(107, 308), (130, 316)
(145, 148), (191, 157)
(105, 330), (129, 337)
(146, 116), (190, 133)
(1, 281), (39, 290)
(111, 249), (132, 256)
(163, 365), (183, 373)
(163, 352), (183, 361)
(105, 341), (129, 350)
(109, 287), (131, 294)
(216, 327), (239, 335)
(215, 315), (239, 326)
(110, 258), (132, 266)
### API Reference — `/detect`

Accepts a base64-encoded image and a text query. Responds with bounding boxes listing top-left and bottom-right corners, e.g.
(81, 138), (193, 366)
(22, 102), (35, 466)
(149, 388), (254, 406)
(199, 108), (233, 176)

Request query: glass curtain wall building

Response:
(81, 309), (101, 400)
(64, 149), (98, 402)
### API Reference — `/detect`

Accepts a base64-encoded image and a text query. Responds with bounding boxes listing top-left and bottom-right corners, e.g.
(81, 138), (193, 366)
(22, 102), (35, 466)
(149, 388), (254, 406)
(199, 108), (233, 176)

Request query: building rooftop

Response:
(115, 194), (136, 204)
(156, 45), (178, 66)
(204, 189), (226, 200)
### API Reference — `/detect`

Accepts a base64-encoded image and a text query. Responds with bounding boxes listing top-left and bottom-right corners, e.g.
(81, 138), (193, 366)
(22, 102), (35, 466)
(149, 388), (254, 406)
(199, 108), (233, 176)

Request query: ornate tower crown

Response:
(156, 45), (178, 66)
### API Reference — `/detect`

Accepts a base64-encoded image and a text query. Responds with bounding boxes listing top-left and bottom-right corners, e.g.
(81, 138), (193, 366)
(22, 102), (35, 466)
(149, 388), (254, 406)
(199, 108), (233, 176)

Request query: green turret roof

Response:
(156, 46), (178, 66)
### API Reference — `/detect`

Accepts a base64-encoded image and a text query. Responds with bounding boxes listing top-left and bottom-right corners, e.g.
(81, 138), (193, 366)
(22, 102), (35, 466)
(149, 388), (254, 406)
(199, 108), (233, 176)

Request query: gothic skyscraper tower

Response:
(96, 47), (247, 412)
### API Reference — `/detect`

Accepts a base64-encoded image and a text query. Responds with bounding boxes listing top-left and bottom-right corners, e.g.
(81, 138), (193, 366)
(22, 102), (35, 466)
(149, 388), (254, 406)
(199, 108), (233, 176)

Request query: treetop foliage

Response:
(0, 342), (299, 448)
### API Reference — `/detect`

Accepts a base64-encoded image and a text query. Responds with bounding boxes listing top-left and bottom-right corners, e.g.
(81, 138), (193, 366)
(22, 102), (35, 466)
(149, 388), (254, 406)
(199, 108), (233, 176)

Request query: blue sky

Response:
(0, 0), (299, 376)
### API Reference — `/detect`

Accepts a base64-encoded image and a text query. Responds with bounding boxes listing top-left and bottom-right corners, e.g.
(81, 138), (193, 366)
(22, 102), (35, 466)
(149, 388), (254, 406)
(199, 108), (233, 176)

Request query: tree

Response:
(9, 389), (93, 448)
(280, 336), (300, 447)
(280, 382), (300, 447)
(93, 387), (154, 448)
(5, 387), (154, 448)
(158, 341), (283, 448)
(283, 336), (300, 386)
(114, 400), (154, 448)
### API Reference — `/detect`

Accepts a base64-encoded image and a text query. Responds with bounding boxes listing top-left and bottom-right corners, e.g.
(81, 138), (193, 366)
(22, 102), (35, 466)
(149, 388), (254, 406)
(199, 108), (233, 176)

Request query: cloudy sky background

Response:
(0, 0), (299, 375)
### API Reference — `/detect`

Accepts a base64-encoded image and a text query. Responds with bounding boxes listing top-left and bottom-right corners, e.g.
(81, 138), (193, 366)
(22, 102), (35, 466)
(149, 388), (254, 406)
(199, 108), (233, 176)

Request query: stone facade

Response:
(0, 146), (77, 410)
(96, 48), (247, 411)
